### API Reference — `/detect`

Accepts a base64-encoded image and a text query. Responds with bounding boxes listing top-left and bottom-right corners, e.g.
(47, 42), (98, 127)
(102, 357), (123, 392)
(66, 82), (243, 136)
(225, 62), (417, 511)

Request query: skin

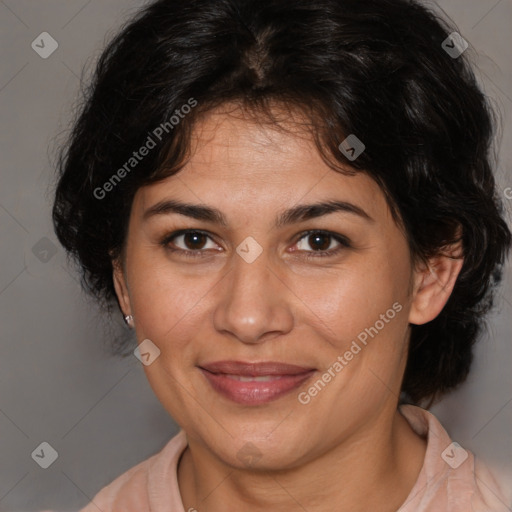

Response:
(113, 102), (464, 512)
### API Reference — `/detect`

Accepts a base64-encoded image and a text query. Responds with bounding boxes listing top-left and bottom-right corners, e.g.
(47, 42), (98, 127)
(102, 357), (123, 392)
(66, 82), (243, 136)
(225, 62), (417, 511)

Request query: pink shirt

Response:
(69, 405), (510, 512)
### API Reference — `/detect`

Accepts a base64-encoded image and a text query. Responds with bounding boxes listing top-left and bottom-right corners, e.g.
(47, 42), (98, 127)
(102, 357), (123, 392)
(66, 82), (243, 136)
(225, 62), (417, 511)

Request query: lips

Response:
(199, 361), (316, 405)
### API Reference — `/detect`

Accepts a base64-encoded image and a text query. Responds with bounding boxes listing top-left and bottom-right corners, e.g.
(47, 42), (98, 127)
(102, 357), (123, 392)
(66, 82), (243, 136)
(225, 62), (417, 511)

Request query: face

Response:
(113, 104), (433, 470)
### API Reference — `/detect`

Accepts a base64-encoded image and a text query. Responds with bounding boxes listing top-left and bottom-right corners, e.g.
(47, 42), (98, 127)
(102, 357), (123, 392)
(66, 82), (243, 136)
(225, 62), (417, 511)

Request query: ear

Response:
(408, 240), (464, 325)
(112, 257), (132, 317)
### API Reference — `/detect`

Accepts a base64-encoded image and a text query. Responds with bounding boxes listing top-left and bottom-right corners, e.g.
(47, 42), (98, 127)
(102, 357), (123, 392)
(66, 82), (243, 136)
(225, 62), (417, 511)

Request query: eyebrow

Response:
(143, 198), (373, 227)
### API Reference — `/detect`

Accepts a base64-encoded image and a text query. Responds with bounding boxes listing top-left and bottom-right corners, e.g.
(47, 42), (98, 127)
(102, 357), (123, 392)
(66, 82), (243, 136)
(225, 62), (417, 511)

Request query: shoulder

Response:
(79, 429), (188, 512)
(472, 456), (512, 512)
(398, 405), (511, 512)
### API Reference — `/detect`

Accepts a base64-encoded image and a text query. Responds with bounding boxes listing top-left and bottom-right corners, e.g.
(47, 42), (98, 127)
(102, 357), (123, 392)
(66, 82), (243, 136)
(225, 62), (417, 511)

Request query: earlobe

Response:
(408, 247), (464, 326)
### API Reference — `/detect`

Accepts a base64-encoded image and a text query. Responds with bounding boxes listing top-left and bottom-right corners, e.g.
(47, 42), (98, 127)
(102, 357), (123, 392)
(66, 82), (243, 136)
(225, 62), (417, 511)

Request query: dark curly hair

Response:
(52, 0), (511, 406)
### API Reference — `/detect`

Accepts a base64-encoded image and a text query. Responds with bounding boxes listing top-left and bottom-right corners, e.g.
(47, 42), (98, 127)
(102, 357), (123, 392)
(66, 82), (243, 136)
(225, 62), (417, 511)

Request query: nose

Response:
(212, 247), (294, 345)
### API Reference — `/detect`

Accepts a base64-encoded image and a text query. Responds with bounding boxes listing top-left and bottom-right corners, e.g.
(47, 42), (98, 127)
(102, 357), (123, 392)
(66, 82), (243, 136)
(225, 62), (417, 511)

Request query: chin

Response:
(202, 422), (313, 471)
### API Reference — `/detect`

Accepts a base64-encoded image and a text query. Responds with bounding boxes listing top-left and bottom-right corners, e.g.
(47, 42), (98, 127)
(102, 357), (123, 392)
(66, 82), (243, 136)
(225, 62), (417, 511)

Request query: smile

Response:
(198, 361), (316, 405)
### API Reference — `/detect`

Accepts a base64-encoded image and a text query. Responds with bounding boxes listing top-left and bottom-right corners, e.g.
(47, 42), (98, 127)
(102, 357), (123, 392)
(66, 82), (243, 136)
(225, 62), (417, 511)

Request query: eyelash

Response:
(160, 229), (351, 260)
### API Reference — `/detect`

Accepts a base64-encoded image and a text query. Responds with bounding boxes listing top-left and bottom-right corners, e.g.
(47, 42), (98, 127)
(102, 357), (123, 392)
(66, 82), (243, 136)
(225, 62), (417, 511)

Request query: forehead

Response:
(134, 103), (390, 223)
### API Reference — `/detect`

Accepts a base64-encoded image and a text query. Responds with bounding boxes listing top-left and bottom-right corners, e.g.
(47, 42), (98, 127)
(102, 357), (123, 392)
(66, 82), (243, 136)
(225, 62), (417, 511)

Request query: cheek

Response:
(298, 254), (408, 344)
(304, 249), (411, 399)
(126, 254), (200, 341)
(126, 258), (213, 422)
(338, 252), (411, 385)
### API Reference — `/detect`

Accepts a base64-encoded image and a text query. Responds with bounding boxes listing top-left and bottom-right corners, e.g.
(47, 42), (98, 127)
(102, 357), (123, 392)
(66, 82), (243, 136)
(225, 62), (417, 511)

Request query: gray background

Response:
(0, 1), (511, 510)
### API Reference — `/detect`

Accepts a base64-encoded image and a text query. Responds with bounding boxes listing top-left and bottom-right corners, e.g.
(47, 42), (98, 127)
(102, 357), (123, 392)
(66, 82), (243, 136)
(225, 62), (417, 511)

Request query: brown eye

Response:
(294, 230), (351, 259)
(161, 230), (220, 257)
(305, 233), (332, 251)
(181, 232), (209, 250)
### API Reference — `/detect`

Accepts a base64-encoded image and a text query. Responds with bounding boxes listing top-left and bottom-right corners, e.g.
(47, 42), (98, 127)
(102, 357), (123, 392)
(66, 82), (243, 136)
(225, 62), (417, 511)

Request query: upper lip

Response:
(199, 361), (316, 376)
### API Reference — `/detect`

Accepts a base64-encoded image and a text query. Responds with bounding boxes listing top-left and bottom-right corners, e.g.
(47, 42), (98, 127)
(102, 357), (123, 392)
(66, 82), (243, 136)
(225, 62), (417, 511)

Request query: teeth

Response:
(224, 374), (282, 382)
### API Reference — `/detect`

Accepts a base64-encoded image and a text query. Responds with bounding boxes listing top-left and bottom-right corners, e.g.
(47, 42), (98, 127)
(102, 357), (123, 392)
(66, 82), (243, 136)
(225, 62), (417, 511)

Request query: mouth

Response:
(198, 361), (316, 405)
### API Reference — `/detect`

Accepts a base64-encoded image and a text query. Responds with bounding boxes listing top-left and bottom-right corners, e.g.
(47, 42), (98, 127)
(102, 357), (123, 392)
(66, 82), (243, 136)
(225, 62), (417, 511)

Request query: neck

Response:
(177, 407), (427, 512)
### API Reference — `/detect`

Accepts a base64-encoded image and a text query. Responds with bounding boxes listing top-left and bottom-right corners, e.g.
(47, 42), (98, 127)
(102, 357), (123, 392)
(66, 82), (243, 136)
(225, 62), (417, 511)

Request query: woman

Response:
(52, 0), (511, 510)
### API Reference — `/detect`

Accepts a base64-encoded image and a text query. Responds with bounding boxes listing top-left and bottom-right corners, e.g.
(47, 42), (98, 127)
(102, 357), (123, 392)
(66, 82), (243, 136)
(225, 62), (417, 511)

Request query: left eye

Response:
(296, 231), (349, 257)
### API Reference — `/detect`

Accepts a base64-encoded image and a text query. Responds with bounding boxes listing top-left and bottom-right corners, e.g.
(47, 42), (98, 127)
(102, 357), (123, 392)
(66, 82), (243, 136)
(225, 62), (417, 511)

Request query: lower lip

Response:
(200, 368), (316, 405)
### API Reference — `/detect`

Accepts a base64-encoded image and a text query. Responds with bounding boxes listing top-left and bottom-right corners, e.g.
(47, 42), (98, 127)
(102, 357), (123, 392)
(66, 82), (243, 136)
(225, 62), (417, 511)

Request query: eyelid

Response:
(293, 230), (351, 248)
(291, 230), (351, 259)
(161, 229), (221, 253)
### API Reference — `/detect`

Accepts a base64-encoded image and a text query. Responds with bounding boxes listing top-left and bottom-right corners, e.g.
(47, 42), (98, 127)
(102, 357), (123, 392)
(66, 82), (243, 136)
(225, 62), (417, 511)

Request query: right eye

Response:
(160, 230), (221, 258)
